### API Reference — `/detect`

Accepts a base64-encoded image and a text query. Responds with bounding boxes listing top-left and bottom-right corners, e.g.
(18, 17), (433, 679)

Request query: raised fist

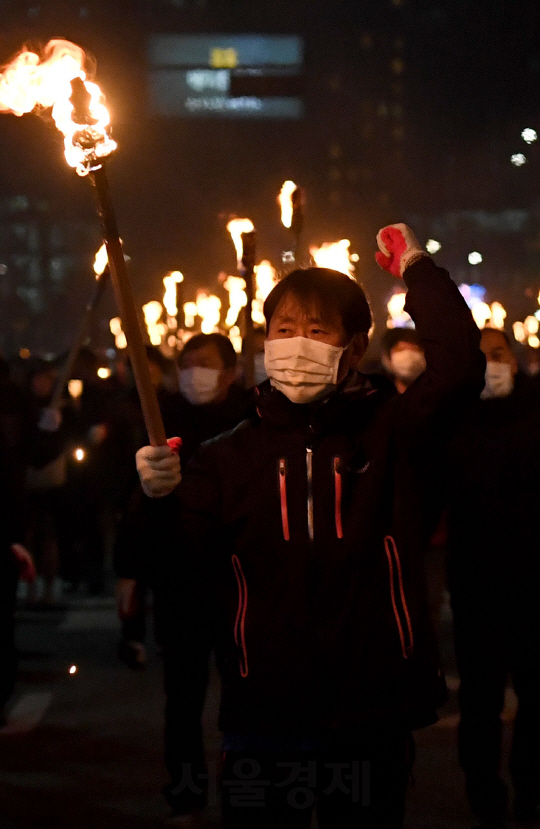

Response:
(375, 223), (426, 278)
(136, 442), (181, 498)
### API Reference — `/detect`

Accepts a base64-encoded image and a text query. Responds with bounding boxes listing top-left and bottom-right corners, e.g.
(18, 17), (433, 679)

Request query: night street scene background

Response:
(1, 1), (540, 828)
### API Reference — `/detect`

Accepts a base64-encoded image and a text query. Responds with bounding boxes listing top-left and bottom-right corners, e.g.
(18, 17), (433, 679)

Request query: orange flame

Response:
(223, 275), (247, 327)
(163, 271), (184, 317)
(386, 292), (413, 329)
(253, 260), (278, 325)
(93, 243), (108, 277)
(109, 317), (127, 349)
(278, 181), (297, 229)
(0, 39), (116, 176)
(143, 301), (166, 346)
(195, 291), (222, 335)
(310, 240), (355, 277)
(227, 218), (255, 266)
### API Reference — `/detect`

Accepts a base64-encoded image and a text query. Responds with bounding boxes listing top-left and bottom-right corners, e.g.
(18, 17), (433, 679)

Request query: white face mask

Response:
(481, 361), (514, 399)
(254, 352), (268, 386)
(389, 349), (426, 385)
(179, 367), (221, 405)
(264, 336), (345, 404)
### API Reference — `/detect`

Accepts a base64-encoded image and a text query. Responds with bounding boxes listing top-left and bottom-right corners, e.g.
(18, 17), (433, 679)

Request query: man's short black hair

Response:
(481, 327), (512, 348)
(264, 268), (372, 339)
(179, 333), (237, 371)
(380, 327), (422, 357)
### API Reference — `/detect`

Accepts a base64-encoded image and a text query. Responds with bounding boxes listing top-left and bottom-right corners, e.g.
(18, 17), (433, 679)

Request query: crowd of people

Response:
(2, 223), (540, 829)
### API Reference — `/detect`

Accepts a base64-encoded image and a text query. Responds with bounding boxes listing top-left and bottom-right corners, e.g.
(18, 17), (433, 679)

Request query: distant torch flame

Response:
(513, 321), (526, 344)
(68, 379), (83, 399)
(163, 270), (184, 317)
(93, 243), (108, 278)
(489, 302), (507, 331)
(387, 292), (413, 329)
(0, 39), (116, 176)
(310, 240), (355, 277)
(227, 218), (255, 266)
(183, 302), (198, 329)
(196, 291), (222, 335)
(278, 181), (297, 229)
(143, 301), (166, 346)
(223, 275), (247, 327)
(471, 302), (492, 329)
(253, 260), (278, 325)
(110, 317), (127, 350)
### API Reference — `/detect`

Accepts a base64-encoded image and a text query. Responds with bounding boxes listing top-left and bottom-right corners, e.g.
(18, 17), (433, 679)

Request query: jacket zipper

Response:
(306, 446), (314, 540)
(333, 456), (344, 539)
(384, 535), (414, 659)
(231, 555), (249, 678)
(278, 458), (290, 541)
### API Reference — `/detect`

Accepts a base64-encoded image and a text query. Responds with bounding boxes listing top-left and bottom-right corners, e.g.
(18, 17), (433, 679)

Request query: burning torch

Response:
(227, 219), (256, 388)
(0, 40), (166, 445)
(279, 180), (304, 265)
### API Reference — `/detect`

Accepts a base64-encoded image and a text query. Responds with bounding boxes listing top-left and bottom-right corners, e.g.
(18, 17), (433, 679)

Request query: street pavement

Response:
(0, 592), (525, 829)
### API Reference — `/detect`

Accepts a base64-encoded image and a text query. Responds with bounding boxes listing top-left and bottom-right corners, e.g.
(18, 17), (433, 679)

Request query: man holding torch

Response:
(137, 224), (485, 827)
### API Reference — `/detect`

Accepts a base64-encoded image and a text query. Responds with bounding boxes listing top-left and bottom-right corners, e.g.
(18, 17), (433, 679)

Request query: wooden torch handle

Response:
(91, 165), (167, 447)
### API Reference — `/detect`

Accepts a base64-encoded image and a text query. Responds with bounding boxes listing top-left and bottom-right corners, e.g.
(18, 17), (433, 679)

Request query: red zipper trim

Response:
(231, 555), (249, 678)
(279, 458), (290, 541)
(384, 535), (414, 658)
(333, 456), (344, 539)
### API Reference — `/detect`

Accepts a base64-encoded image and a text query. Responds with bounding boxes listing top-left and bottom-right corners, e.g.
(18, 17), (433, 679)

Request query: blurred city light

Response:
(521, 128), (537, 144)
(425, 239), (441, 254)
(468, 252), (483, 265)
(511, 153), (527, 166)
(74, 448), (85, 462)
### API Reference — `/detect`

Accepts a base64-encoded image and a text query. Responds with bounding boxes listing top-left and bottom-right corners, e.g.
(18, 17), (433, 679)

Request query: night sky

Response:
(0, 0), (539, 354)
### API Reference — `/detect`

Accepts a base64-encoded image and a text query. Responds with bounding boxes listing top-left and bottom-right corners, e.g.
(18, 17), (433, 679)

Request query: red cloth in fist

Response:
(375, 223), (424, 278)
(167, 436), (183, 455)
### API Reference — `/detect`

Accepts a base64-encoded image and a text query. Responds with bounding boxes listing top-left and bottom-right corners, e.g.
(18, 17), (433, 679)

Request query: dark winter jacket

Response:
(166, 257), (485, 737)
(114, 383), (253, 583)
(446, 371), (540, 603)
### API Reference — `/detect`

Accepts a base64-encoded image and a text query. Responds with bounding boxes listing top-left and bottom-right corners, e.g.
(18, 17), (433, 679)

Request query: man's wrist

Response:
(401, 250), (429, 275)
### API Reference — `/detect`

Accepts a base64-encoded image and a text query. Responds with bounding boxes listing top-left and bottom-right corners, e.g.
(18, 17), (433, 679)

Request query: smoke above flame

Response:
(0, 39), (116, 175)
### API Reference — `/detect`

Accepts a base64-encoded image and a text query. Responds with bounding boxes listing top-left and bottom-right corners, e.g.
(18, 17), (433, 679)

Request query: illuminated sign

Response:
(148, 34), (304, 119)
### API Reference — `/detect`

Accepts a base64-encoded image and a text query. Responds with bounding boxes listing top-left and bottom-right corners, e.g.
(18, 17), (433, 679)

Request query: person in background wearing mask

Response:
(381, 328), (426, 394)
(115, 333), (251, 827)
(446, 327), (540, 829)
(137, 224), (484, 829)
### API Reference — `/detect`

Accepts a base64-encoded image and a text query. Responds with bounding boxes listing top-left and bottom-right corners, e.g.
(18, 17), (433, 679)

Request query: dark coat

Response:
(113, 383), (252, 583)
(446, 371), (540, 603)
(169, 258), (485, 736)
